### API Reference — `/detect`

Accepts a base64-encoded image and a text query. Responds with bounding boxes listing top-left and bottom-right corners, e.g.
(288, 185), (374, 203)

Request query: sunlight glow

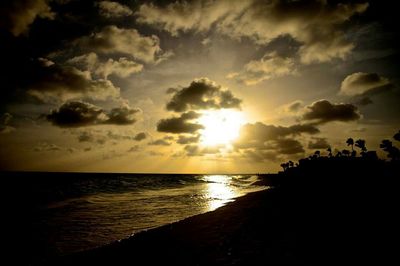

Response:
(198, 110), (245, 146)
(203, 175), (236, 210)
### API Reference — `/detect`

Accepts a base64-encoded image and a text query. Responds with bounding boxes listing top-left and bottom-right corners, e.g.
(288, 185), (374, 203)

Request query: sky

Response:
(0, 0), (399, 173)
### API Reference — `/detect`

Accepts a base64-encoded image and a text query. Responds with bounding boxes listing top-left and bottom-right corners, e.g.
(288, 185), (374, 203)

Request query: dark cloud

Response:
(107, 106), (140, 125)
(230, 121), (316, 161)
(33, 142), (61, 152)
(163, 135), (174, 141)
(78, 131), (93, 142)
(272, 139), (304, 155)
(340, 72), (395, 106)
(47, 101), (107, 127)
(340, 72), (393, 97)
(234, 122), (319, 149)
(128, 145), (140, 152)
(148, 138), (171, 146)
(228, 52), (296, 85)
(133, 132), (147, 141)
(75, 25), (162, 63)
(148, 151), (163, 156)
(166, 78), (241, 112)
(282, 100), (304, 113)
(354, 96), (374, 106)
(157, 111), (203, 134)
(166, 87), (178, 94)
(26, 63), (120, 103)
(184, 145), (220, 157)
(46, 101), (140, 127)
(67, 53), (143, 79)
(177, 134), (200, 144)
(242, 149), (282, 163)
(0, 0), (55, 36)
(0, 113), (15, 134)
(302, 100), (360, 124)
(136, 0), (368, 64)
(308, 137), (330, 149)
(96, 1), (132, 18)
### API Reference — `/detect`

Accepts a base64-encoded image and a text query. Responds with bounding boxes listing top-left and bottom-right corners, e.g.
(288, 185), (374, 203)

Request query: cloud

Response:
(97, 1), (133, 18)
(148, 138), (171, 146)
(136, 0), (368, 64)
(302, 100), (361, 124)
(242, 149), (282, 163)
(177, 134), (200, 144)
(68, 53), (143, 79)
(228, 52), (296, 85)
(184, 144), (220, 157)
(107, 106), (140, 125)
(33, 142), (61, 152)
(27, 63), (120, 103)
(234, 122), (319, 149)
(0, 113), (15, 134)
(230, 121), (317, 161)
(354, 96), (374, 106)
(135, 0), (247, 36)
(340, 72), (393, 97)
(46, 101), (140, 127)
(75, 25), (162, 63)
(148, 151), (164, 156)
(166, 78), (241, 112)
(272, 139), (304, 155)
(78, 131), (94, 142)
(0, 0), (55, 36)
(133, 132), (147, 141)
(308, 137), (330, 149)
(128, 145), (140, 152)
(47, 101), (108, 127)
(157, 111), (203, 134)
(281, 100), (304, 114)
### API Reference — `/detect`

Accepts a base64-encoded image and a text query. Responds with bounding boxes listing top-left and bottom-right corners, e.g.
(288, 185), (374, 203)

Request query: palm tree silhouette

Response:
(380, 139), (400, 161)
(355, 139), (367, 157)
(342, 149), (350, 157)
(346, 138), (354, 152)
(394, 130), (400, 142)
(280, 162), (288, 171)
(327, 147), (332, 157)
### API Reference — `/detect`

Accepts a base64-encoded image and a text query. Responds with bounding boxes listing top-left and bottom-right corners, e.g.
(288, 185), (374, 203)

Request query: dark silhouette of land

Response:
(6, 131), (400, 265)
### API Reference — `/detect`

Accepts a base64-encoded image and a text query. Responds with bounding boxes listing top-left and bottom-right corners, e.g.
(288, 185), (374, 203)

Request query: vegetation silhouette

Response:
(280, 130), (400, 175)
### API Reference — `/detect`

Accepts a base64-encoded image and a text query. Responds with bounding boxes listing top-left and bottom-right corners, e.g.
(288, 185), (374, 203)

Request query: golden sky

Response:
(0, 0), (399, 173)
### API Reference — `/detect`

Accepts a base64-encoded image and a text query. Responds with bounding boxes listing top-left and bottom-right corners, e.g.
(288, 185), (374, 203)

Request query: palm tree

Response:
(394, 130), (400, 142)
(327, 147), (332, 157)
(380, 140), (400, 161)
(346, 138), (354, 152)
(280, 162), (289, 171)
(355, 139), (367, 156)
(342, 149), (350, 157)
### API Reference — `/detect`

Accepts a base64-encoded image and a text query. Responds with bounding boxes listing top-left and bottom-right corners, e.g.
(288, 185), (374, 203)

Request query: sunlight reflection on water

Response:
(203, 175), (236, 211)
(31, 174), (267, 258)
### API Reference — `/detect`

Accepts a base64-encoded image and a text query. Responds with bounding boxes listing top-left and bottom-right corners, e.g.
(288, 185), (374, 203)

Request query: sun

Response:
(198, 109), (246, 146)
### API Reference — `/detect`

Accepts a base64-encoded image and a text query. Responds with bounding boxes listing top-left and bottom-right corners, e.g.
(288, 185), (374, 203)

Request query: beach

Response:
(39, 160), (399, 265)
(43, 188), (296, 265)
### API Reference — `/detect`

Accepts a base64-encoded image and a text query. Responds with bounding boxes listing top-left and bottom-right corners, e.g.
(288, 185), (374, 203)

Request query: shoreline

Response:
(42, 188), (287, 266)
(38, 159), (399, 265)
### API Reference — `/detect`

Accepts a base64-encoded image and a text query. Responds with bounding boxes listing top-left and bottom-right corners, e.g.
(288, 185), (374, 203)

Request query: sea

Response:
(2, 172), (266, 264)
